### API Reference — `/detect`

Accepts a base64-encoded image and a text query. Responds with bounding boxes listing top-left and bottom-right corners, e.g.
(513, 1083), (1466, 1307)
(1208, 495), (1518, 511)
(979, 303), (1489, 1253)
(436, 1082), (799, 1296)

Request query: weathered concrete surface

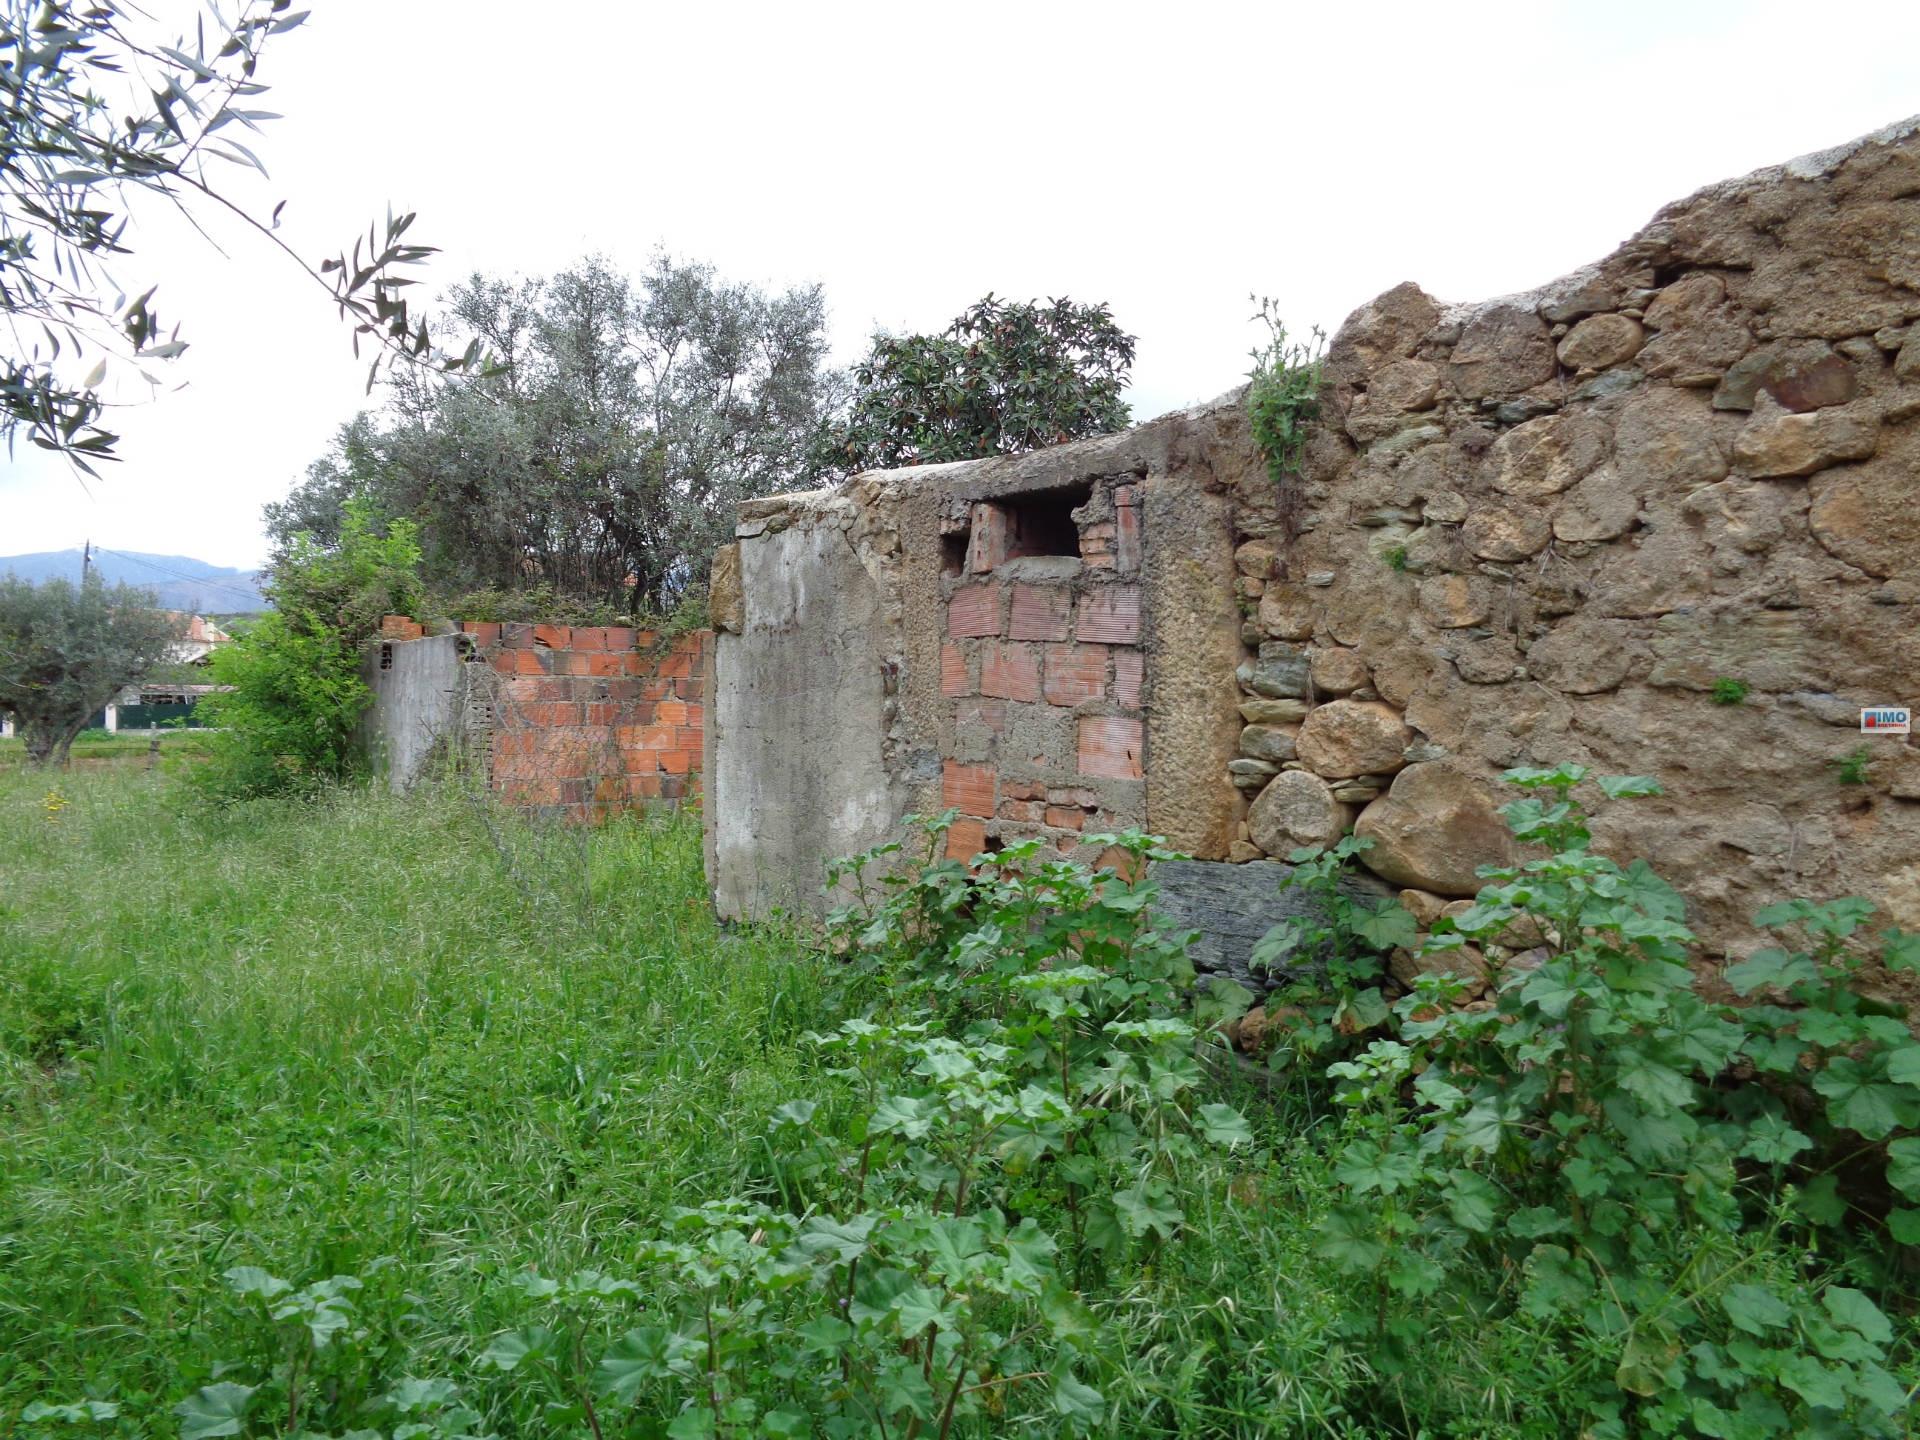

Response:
(1142, 477), (1243, 855)
(708, 491), (906, 920)
(359, 633), (467, 790)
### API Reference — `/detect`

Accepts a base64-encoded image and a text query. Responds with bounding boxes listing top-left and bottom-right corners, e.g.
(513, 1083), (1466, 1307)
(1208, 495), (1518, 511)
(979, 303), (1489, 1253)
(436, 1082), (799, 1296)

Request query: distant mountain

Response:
(0, 549), (269, 613)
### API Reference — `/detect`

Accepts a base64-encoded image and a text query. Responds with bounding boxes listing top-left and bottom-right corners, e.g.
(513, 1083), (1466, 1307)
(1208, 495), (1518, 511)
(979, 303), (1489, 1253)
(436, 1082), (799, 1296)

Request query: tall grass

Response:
(0, 768), (831, 1418)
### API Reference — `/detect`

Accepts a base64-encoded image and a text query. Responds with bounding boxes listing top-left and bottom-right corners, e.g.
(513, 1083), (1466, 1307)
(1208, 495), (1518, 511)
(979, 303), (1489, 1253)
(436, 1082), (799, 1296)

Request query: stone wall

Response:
(1222, 116), (1920, 985)
(707, 117), (1919, 987)
(362, 620), (712, 820)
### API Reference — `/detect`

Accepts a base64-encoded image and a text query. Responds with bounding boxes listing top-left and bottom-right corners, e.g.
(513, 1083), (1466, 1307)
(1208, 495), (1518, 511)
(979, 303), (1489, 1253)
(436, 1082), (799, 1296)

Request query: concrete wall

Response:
(706, 502), (904, 918)
(360, 632), (470, 790)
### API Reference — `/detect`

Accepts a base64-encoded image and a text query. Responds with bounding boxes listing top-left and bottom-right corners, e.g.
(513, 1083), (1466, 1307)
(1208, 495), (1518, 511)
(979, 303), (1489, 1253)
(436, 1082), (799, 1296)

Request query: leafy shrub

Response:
(1240, 834), (1414, 1077)
(197, 501), (423, 798)
(1303, 764), (1918, 1436)
(1711, 677), (1750, 706)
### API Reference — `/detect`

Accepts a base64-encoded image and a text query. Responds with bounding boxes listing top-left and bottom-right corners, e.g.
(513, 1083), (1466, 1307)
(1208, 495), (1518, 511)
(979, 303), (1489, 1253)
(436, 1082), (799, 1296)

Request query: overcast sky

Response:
(6, 0), (1920, 571)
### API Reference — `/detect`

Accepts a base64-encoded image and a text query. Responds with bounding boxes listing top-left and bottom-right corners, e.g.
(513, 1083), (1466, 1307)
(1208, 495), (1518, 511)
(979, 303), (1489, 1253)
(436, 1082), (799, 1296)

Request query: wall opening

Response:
(1002, 482), (1090, 561)
(941, 530), (970, 577)
(379, 643), (394, 671)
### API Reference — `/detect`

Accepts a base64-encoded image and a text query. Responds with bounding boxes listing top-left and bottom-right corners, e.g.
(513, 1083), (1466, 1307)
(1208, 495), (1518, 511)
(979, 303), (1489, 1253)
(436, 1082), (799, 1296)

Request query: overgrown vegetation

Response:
(267, 256), (844, 615)
(1245, 296), (1326, 508)
(4, 766), (1915, 1437)
(196, 501), (422, 798)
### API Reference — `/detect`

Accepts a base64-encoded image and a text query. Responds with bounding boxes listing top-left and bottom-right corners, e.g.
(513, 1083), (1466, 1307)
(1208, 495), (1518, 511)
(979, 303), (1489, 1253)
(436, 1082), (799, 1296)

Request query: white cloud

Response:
(6, 0), (1919, 569)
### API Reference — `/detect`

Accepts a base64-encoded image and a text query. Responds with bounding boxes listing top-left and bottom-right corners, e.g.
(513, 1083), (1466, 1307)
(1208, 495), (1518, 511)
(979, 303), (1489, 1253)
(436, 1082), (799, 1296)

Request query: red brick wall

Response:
(936, 482), (1147, 865)
(456, 620), (711, 821)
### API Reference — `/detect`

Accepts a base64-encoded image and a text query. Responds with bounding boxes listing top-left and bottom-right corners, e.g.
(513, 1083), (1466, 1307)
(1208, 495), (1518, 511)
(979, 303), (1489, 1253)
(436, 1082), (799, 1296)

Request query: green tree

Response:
(1, 0), (477, 472)
(198, 500), (421, 797)
(0, 572), (183, 764)
(811, 294), (1136, 478)
(265, 254), (841, 612)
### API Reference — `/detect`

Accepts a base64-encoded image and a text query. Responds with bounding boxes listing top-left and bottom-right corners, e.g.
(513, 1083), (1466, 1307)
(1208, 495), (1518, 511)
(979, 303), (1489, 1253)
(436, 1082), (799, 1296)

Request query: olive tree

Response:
(267, 254), (843, 613)
(0, 573), (184, 764)
(2, 0), (478, 472)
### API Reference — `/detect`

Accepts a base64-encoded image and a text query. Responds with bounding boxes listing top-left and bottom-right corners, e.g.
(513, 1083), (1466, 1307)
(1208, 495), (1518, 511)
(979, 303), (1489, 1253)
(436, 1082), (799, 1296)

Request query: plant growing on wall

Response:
(1245, 296), (1325, 509)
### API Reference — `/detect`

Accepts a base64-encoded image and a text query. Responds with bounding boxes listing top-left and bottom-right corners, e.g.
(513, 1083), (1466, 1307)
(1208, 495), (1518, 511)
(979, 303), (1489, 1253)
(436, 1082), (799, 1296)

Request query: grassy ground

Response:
(0, 769), (834, 1425)
(0, 731), (212, 770)
(9, 770), (1894, 1438)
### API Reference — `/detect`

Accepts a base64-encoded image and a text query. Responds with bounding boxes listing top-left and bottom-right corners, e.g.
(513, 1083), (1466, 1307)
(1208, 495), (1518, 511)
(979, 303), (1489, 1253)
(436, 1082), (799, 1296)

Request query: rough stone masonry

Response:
(707, 116), (1920, 1002)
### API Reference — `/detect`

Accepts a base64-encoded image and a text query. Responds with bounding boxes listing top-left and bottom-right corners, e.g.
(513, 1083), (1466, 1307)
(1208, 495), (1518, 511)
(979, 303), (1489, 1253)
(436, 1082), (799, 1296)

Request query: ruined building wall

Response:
(707, 117), (1919, 976)
(1224, 116), (1920, 974)
(362, 620), (711, 821)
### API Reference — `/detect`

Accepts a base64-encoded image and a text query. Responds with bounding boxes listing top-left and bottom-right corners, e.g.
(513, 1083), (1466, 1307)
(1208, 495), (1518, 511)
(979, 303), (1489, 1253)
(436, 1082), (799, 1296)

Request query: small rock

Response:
(1422, 488), (1470, 524)
(1310, 647), (1370, 695)
(1527, 618), (1640, 694)
(1463, 502), (1553, 561)
(1258, 584), (1315, 640)
(1489, 396), (1560, 426)
(1390, 944), (1489, 997)
(1237, 647), (1311, 699)
(1247, 770), (1353, 853)
(1552, 465), (1640, 542)
(1331, 781), (1383, 803)
(1239, 697), (1312, 724)
(1234, 539), (1279, 578)
(1417, 572), (1493, 629)
(1486, 412), (1610, 500)
(1808, 443), (1920, 578)
(1239, 725), (1299, 763)
(1227, 840), (1266, 863)
(1539, 275), (1616, 325)
(1615, 385), (1728, 487)
(1897, 330), (1920, 382)
(1452, 636), (1520, 685)
(1295, 699), (1414, 779)
(1571, 366), (1646, 401)
(1449, 304), (1557, 399)
(1638, 272), (1753, 381)
(1397, 888), (1448, 926)
(1306, 571), (1337, 588)
(1732, 403), (1880, 477)
(1556, 313), (1644, 372)
(1228, 757), (1281, 782)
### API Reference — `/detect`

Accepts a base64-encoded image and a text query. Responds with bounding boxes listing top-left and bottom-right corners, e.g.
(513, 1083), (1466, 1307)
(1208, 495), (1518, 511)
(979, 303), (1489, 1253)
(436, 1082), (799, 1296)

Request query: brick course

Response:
(459, 618), (711, 821)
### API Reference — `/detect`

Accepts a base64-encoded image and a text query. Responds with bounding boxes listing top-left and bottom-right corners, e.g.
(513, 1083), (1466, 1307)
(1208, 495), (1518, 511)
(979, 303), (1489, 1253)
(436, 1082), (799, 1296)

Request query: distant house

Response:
(168, 613), (233, 666)
(90, 616), (236, 732)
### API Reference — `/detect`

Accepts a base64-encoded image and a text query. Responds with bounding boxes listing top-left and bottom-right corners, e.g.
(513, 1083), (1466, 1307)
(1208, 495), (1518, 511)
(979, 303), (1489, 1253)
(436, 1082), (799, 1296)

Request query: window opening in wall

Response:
(1001, 481), (1092, 561)
(379, 643), (393, 671)
(942, 529), (970, 577)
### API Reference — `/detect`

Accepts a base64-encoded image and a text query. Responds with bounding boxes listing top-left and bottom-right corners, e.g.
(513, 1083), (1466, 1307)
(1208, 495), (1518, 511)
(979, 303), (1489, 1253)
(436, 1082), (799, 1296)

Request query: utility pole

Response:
(81, 539), (91, 581)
